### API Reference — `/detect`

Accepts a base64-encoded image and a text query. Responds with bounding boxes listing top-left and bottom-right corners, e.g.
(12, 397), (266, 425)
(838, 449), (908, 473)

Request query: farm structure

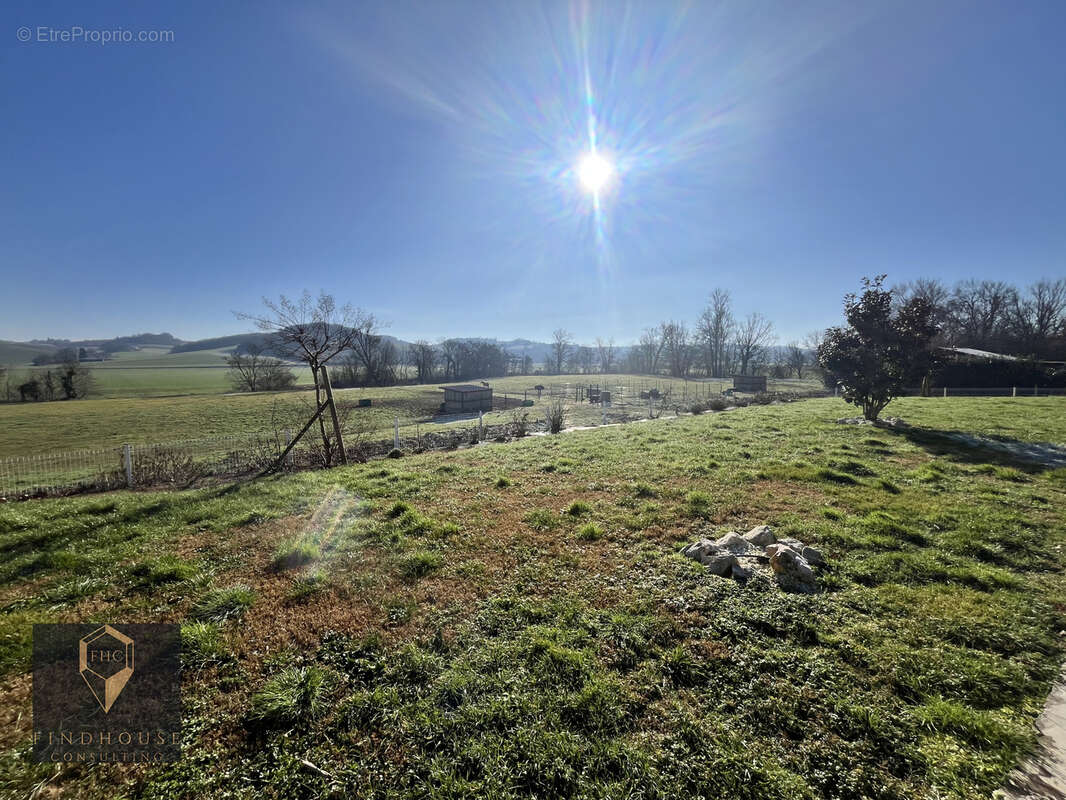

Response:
(733, 375), (767, 393)
(441, 384), (493, 413)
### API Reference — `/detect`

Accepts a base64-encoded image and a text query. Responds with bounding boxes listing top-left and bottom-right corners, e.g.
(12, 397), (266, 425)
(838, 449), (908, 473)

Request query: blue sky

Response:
(2, 0), (1064, 345)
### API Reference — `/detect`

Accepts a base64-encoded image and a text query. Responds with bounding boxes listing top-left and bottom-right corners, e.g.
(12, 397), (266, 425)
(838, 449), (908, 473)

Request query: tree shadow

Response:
(882, 423), (1066, 474)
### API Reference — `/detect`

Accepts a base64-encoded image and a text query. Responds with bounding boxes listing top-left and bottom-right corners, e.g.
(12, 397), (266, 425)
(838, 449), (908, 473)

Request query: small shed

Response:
(732, 375), (767, 393)
(441, 384), (493, 414)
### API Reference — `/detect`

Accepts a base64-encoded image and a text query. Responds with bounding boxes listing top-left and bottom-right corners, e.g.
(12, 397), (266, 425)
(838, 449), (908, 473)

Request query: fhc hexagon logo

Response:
(33, 623), (181, 763)
(79, 625), (134, 713)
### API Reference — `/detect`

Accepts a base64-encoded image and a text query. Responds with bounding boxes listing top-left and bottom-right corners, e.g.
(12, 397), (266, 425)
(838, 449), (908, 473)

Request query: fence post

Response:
(284, 428), (293, 467)
(943, 387), (947, 398)
(478, 410), (484, 441)
(601, 397), (606, 425)
(394, 417), (400, 449)
(1034, 385), (1038, 397)
(1012, 386), (1017, 398)
(123, 444), (133, 488)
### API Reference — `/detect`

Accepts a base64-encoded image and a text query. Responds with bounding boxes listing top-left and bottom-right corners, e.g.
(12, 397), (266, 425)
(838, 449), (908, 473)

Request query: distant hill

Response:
(1, 331), (635, 369)
(170, 333), (271, 354)
(21, 333), (184, 357)
(0, 340), (58, 366)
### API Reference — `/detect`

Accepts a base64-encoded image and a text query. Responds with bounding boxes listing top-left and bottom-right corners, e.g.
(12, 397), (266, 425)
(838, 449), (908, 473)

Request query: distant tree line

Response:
(546, 290), (785, 379)
(3, 355), (94, 402)
(893, 277), (1066, 360)
(225, 343), (296, 392)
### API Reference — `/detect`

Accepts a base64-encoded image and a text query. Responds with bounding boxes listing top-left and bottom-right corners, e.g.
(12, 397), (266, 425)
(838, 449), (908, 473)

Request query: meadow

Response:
(0, 372), (820, 458)
(5, 347), (317, 399)
(1, 396), (1064, 798)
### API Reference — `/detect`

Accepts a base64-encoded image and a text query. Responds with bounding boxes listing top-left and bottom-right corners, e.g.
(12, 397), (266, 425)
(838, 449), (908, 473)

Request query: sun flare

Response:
(577, 152), (614, 194)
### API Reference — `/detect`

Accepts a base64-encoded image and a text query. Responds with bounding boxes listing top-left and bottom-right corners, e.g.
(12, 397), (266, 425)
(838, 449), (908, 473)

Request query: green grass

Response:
(1, 396), (1064, 798)
(272, 539), (321, 570)
(0, 372), (823, 457)
(191, 585), (256, 623)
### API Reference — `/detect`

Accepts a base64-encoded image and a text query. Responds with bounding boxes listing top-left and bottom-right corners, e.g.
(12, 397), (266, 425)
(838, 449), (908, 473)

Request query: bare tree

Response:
(785, 342), (807, 379)
(349, 315), (398, 386)
(660, 321), (694, 378)
(595, 337), (616, 373)
(948, 280), (1015, 349)
(572, 345), (596, 374)
(696, 289), (735, 377)
(438, 339), (461, 380)
(409, 340), (437, 383)
(733, 312), (775, 375)
(551, 329), (573, 375)
(238, 291), (365, 464)
(1009, 278), (1066, 358)
(633, 327), (665, 374)
(226, 344), (295, 392)
(803, 329), (825, 353)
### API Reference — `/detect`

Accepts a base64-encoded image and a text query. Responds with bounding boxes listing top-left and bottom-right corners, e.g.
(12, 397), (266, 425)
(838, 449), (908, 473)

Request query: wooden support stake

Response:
(258, 400), (329, 477)
(319, 365), (347, 465)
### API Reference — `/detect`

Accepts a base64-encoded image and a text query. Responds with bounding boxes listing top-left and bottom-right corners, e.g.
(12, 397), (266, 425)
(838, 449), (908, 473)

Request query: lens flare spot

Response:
(577, 152), (614, 194)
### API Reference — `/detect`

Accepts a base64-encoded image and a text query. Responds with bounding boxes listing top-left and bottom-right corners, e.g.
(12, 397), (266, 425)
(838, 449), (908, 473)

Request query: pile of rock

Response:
(835, 416), (908, 428)
(681, 525), (824, 591)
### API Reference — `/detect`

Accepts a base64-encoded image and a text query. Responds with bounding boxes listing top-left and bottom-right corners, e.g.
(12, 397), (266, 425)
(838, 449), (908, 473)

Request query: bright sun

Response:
(577, 152), (614, 194)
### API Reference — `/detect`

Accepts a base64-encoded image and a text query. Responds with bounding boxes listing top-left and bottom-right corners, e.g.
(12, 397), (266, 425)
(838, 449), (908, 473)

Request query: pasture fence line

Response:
(2, 382), (1061, 500)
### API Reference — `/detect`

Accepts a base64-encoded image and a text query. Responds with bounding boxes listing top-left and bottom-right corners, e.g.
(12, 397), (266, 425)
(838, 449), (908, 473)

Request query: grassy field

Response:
(0, 374), (820, 458)
(5, 347), (318, 399)
(1, 397), (1064, 798)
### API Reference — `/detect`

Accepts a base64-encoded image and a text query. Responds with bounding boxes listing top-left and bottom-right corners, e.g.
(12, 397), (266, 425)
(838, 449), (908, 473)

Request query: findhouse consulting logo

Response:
(79, 625), (134, 713)
(33, 623), (181, 763)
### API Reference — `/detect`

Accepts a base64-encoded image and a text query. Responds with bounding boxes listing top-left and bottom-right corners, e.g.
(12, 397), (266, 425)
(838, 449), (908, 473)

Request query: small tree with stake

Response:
(239, 291), (365, 465)
(818, 275), (938, 421)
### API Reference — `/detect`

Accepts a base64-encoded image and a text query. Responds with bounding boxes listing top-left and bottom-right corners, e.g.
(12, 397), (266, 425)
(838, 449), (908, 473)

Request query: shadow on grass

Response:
(885, 424), (1066, 473)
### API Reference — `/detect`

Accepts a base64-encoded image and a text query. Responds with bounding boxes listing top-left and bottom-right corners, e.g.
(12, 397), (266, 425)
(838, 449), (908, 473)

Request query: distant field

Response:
(0, 374), (821, 457)
(6, 346), (316, 398)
